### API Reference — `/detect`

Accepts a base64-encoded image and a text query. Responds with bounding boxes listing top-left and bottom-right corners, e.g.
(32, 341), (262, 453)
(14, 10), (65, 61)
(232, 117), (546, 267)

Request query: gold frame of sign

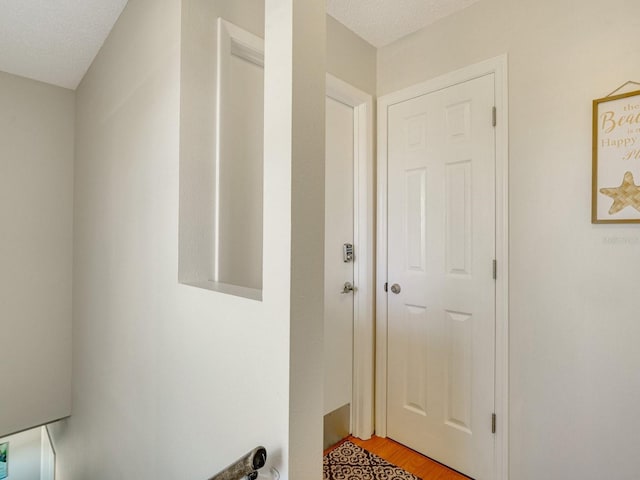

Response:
(592, 87), (640, 224)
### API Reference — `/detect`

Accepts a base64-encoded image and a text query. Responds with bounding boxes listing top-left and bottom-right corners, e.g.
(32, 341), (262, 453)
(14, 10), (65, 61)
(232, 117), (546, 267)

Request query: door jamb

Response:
(326, 74), (376, 441)
(376, 55), (509, 479)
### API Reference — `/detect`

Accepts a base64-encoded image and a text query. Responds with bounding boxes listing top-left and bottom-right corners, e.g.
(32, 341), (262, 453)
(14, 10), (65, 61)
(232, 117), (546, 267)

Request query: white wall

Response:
(52, 0), (289, 477)
(327, 15), (376, 95)
(0, 71), (74, 437)
(178, 0), (376, 294)
(0, 428), (42, 480)
(48, 0), (335, 478)
(378, 1), (640, 479)
(178, 3), (374, 475)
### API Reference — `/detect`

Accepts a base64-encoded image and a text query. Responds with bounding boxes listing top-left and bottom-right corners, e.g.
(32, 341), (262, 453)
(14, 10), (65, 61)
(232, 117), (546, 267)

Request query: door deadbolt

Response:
(343, 243), (354, 263)
(390, 283), (401, 294)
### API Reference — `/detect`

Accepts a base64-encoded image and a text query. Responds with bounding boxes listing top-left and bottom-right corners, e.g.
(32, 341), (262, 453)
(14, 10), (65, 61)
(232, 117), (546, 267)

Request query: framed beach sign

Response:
(0, 442), (7, 480)
(592, 88), (640, 223)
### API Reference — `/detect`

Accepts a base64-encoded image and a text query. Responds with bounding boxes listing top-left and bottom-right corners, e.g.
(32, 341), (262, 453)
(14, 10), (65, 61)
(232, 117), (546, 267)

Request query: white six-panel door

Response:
(386, 74), (496, 480)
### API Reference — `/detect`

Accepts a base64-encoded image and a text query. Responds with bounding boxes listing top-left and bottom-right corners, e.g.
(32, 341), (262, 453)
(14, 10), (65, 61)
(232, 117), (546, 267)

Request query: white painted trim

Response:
(494, 55), (510, 480)
(327, 74), (376, 441)
(219, 18), (265, 65)
(375, 95), (389, 437)
(216, 19), (376, 441)
(376, 55), (509, 480)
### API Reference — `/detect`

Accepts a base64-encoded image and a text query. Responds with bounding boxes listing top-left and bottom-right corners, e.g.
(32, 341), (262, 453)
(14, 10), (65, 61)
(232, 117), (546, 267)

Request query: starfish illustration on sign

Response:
(599, 171), (640, 215)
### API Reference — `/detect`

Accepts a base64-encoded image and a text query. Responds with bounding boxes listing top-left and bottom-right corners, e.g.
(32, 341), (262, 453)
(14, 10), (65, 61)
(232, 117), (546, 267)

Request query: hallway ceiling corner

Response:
(0, 0), (128, 90)
(326, 0), (483, 47)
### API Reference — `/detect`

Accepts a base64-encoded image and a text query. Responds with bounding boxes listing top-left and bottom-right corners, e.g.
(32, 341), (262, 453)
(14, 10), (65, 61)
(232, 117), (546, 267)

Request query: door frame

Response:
(326, 74), (376, 441)
(376, 55), (509, 479)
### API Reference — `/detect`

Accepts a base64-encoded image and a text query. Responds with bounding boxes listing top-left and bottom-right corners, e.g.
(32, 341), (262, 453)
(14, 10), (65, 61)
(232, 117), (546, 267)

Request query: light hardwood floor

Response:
(325, 435), (470, 480)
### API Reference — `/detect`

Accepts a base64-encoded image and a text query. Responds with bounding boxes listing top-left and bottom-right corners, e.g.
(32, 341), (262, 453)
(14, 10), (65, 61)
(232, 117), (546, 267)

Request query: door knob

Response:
(341, 282), (355, 294)
(390, 283), (401, 294)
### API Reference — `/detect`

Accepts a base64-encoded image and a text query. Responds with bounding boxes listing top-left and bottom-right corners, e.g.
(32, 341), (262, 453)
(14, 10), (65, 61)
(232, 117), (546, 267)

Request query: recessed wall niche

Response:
(179, 0), (265, 301)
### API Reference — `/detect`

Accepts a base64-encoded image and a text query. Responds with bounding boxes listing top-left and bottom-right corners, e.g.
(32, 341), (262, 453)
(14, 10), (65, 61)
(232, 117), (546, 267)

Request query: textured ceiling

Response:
(0, 0), (128, 89)
(0, 0), (479, 90)
(327, 0), (482, 47)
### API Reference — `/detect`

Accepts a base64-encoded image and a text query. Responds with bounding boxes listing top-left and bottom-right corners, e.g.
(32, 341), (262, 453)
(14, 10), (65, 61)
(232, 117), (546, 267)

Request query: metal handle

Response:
(341, 282), (355, 294)
(208, 446), (267, 480)
(390, 283), (401, 294)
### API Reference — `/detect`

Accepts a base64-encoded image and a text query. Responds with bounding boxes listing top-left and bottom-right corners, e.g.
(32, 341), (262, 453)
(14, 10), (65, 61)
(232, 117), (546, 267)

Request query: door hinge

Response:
(492, 259), (497, 280)
(492, 413), (497, 434)
(492, 106), (497, 127)
(384, 282), (388, 292)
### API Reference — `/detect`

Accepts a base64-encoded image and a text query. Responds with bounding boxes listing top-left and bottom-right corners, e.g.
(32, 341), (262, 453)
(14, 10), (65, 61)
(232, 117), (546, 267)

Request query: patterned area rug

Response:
(324, 441), (421, 480)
